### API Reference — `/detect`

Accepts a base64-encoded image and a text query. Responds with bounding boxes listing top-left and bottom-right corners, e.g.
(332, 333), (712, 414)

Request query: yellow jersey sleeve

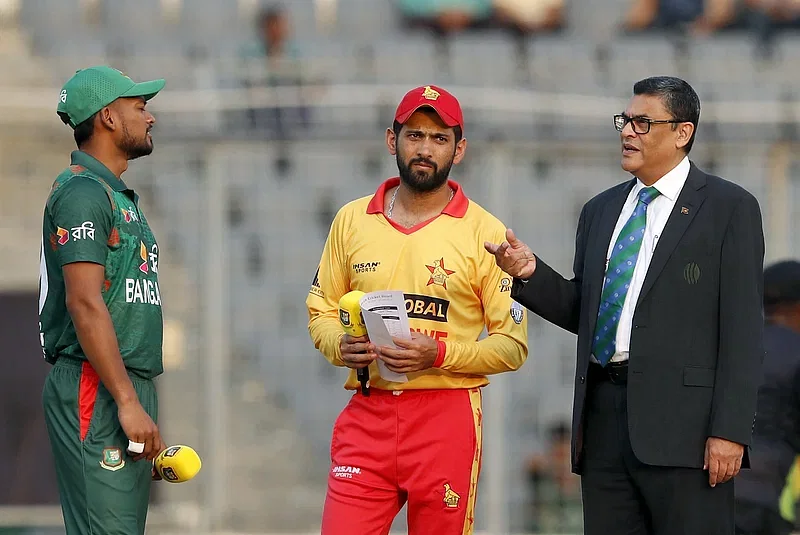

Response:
(437, 216), (529, 375)
(306, 206), (351, 367)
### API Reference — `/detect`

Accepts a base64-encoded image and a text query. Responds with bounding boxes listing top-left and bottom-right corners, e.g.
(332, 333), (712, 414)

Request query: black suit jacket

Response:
(512, 162), (765, 474)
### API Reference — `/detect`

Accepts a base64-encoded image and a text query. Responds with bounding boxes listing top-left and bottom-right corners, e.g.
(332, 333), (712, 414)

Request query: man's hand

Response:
(377, 332), (439, 374)
(118, 400), (164, 462)
(340, 334), (376, 369)
(484, 228), (537, 280)
(704, 437), (744, 487)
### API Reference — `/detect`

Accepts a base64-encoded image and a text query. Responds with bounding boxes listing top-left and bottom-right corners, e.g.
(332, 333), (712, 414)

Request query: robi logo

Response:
(149, 244), (159, 274)
(139, 242), (148, 273)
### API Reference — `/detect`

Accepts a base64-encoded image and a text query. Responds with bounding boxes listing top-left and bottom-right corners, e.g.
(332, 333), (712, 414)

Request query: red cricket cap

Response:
(394, 85), (464, 132)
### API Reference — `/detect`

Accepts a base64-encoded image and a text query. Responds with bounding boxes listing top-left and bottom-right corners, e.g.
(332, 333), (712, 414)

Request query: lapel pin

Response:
(681, 206), (689, 215)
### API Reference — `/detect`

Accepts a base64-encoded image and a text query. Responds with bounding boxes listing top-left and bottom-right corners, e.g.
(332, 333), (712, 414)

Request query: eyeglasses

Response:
(614, 114), (685, 135)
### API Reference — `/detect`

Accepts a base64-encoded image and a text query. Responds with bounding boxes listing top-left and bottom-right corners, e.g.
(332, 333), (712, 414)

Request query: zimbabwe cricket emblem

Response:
(422, 86), (440, 100)
(426, 258), (455, 290)
(100, 447), (125, 471)
(443, 483), (461, 508)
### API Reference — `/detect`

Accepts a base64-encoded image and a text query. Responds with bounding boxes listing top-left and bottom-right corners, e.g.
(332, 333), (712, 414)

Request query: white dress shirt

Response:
(592, 156), (691, 364)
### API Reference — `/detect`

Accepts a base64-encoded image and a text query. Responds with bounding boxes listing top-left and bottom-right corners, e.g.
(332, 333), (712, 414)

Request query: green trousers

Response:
(42, 357), (158, 535)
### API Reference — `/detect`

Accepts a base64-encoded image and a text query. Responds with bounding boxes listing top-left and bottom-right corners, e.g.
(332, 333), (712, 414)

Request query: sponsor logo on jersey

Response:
(309, 267), (324, 298)
(404, 293), (449, 322)
(352, 261), (380, 274)
(510, 301), (524, 324)
(426, 258), (455, 289)
(332, 465), (361, 479)
(69, 221), (95, 241)
(149, 244), (159, 274)
(56, 227), (69, 245)
(139, 241), (149, 273)
(499, 277), (512, 293)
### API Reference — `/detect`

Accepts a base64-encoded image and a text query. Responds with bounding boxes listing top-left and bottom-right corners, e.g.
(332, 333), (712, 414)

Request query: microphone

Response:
(339, 290), (370, 396)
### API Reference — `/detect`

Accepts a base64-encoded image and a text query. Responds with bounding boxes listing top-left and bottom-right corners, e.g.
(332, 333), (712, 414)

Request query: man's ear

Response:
(386, 127), (397, 156)
(453, 138), (467, 165)
(675, 122), (694, 150)
(97, 106), (117, 132)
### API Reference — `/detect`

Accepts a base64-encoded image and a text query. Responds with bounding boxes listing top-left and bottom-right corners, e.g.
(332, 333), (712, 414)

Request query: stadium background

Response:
(1, 0), (800, 533)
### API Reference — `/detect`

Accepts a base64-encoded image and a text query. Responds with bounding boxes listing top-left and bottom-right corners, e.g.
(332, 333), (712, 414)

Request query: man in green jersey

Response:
(39, 66), (167, 535)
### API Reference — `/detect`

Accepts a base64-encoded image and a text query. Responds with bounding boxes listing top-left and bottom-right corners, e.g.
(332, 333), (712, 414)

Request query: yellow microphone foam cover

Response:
(154, 445), (202, 483)
(339, 290), (367, 337)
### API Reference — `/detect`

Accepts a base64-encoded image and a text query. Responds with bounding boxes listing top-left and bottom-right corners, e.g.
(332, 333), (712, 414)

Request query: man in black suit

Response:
(485, 76), (765, 534)
(735, 260), (800, 535)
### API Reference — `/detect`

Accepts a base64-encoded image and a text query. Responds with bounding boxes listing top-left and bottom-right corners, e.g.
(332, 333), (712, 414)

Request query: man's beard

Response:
(120, 121), (153, 160)
(396, 153), (453, 193)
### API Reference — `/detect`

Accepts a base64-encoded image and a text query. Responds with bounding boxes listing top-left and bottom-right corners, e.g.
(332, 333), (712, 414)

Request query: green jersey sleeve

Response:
(49, 177), (113, 266)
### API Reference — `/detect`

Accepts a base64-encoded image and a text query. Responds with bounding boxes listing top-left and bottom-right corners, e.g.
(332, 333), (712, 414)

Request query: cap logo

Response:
(60, 89), (67, 104)
(112, 68), (132, 82)
(422, 86), (440, 101)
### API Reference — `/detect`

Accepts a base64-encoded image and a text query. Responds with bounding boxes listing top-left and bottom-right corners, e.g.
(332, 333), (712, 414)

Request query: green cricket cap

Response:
(57, 66), (165, 128)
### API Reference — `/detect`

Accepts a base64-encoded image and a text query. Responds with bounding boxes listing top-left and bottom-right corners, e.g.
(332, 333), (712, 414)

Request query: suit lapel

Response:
(635, 165), (707, 308)
(585, 180), (635, 339)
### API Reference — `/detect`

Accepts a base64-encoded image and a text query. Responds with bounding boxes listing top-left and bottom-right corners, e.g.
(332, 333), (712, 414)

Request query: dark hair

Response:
(72, 112), (98, 149)
(633, 76), (701, 154)
(393, 119), (463, 145)
(258, 4), (285, 25)
(548, 421), (570, 442)
(764, 260), (800, 316)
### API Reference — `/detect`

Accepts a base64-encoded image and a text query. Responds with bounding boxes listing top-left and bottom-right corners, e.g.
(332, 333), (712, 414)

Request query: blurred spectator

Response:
(0, 292), (59, 507)
(397, 0), (494, 34)
(525, 421), (583, 533)
(240, 3), (300, 61)
(493, 0), (565, 34)
(622, 0), (737, 34)
(238, 4), (310, 138)
(777, 456), (800, 530)
(735, 260), (800, 535)
(742, 0), (800, 53)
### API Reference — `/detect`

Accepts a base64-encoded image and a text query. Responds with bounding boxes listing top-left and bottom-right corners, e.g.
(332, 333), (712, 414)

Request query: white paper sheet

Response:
(359, 291), (410, 383)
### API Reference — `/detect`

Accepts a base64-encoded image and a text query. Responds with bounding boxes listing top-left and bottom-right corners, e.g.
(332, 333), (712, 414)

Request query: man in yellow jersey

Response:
(306, 84), (529, 534)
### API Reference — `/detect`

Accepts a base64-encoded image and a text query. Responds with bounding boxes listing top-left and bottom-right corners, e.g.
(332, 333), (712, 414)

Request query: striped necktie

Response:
(592, 186), (661, 366)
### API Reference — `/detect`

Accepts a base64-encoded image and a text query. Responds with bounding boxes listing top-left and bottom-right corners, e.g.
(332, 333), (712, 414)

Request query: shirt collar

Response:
(70, 151), (129, 192)
(634, 156), (690, 202)
(365, 177), (469, 218)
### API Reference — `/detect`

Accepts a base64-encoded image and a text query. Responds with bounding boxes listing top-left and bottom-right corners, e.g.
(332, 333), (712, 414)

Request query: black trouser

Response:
(735, 500), (795, 535)
(581, 362), (735, 535)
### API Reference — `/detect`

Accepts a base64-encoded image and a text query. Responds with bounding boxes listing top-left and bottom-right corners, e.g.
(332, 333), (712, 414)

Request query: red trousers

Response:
(321, 388), (483, 535)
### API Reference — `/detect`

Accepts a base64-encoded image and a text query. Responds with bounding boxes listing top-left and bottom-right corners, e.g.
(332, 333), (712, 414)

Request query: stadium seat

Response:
(526, 36), (606, 95)
(606, 37), (680, 98)
(447, 33), (521, 87)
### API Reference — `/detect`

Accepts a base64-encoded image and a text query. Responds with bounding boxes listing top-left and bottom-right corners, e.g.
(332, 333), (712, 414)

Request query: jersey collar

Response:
(70, 151), (130, 192)
(366, 177), (469, 218)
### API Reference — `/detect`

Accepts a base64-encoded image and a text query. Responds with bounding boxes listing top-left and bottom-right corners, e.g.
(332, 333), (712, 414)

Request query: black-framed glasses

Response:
(614, 114), (685, 134)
